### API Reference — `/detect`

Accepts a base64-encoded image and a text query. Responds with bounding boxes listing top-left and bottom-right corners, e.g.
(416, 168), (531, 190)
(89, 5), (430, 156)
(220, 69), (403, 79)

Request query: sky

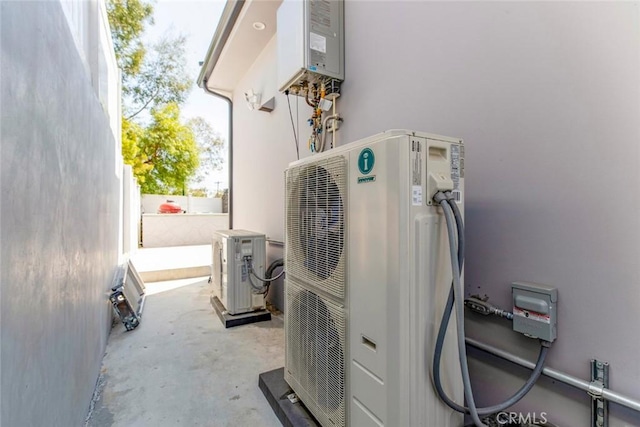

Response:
(144, 0), (229, 192)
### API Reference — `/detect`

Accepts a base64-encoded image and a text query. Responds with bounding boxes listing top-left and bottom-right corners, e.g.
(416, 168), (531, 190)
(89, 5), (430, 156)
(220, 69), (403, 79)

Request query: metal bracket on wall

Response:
(588, 359), (609, 427)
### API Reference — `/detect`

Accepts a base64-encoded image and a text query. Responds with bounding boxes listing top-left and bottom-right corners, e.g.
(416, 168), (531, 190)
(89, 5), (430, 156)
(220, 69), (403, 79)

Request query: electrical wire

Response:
(435, 194), (485, 427)
(247, 269), (266, 292)
(243, 256), (286, 298)
(262, 259), (284, 297)
(250, 268), (285, 283)
(446, 192), (464, 268)
(243, 257), (267, 292)
(286, 91), (300, 160)
(434, 299), (549, 414)
(431, 192), (551, 424)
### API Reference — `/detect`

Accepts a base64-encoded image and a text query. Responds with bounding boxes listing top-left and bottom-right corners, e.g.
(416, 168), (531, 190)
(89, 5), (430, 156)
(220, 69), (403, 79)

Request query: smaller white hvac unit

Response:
(212, 230), (266, 315)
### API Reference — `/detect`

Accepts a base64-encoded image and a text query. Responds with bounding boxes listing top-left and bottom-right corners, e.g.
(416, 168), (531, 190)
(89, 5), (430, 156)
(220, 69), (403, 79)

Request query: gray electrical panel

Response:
(512, 282), (558, 342)
(277, 0), (344, 93)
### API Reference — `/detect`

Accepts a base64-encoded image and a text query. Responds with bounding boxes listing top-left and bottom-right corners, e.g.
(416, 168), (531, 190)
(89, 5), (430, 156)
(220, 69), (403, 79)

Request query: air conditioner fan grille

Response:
(285, 280), (346, 427)
(285, 157), (347, 300)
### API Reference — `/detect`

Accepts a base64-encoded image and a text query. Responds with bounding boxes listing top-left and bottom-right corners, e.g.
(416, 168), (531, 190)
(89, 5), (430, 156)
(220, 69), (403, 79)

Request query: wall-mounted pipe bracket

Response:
(589, 359), (609, 427)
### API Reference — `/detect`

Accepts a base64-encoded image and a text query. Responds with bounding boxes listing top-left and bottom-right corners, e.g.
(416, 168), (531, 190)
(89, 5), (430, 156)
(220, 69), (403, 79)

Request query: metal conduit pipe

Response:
(197, 1), (244, 229)
(202, 80), (233, 229)
(465, 337), (640, 413)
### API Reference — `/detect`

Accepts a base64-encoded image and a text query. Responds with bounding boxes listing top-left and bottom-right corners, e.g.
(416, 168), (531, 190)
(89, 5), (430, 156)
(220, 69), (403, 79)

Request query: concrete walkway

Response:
(88, 277), (284, 427)
(131, 245), (212, 283)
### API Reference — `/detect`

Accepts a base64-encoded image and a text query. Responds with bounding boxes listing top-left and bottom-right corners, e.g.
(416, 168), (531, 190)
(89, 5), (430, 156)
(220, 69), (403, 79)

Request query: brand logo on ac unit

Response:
(358, 148), (375, 174)
(357, 148), (376, 184)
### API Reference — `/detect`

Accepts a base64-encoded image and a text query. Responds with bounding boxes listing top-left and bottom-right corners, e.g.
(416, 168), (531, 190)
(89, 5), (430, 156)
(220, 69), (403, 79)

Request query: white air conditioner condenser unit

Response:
(212, 230), (266, 315)
(284, 130), (465, 427)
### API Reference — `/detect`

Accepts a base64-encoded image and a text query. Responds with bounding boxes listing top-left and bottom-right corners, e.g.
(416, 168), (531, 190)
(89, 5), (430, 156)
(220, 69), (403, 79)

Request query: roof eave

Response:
(197, 0), (246, 90)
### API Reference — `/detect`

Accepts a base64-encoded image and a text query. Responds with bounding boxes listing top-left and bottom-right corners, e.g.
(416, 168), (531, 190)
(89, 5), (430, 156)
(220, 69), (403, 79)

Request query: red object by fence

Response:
(158, 200), (182, 214)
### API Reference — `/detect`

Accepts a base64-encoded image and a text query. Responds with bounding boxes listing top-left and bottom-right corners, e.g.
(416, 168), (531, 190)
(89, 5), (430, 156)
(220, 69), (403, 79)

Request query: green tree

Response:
(108, 0), (191, 120)
(125, 35), (193, 120)
(107, 0), (199, 194)
(135, 103), (200, 195)
(187, 117), (225, 182)
(121, 118), (152, 182)
(106, 0), (154, 82)
(188, 188), (209, 197)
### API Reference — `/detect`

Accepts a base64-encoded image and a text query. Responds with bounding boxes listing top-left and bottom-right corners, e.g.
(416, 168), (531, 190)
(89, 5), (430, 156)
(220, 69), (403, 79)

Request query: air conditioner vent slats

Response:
(285, 154), (347, 426)
(285, 281), (346, 427)
(285, 156), (347, 301)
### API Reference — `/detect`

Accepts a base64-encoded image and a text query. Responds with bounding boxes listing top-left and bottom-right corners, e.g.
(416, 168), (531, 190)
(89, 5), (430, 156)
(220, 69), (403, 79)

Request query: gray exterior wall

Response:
(1, 2), (120, 426)
(229, 1), (640, 424)
(339, 3), (639, 425)
(232, 35), (314, 311)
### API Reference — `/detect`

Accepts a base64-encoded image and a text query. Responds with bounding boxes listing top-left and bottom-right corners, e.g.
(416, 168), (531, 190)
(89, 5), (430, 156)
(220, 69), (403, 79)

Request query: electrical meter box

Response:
(212, 230), (266, 315)
(512, 282), (558, 342)
(277, 0), (344, 93)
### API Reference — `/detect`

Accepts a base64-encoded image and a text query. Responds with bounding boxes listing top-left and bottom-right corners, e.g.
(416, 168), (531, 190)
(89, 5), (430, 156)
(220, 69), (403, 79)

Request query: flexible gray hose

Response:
(432, 192), (550, 418)
(438, 197), (486, 427)
(477, 344), (548, 414)
(435, 334), (548, 415)
(247, 272), (266, 292)
(431, 201), (461, 410)
(261, 259), (285, 296)
(244, 258), (267, 292)
(447, 194), (464, 270)
(250, 268), (285, 283)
